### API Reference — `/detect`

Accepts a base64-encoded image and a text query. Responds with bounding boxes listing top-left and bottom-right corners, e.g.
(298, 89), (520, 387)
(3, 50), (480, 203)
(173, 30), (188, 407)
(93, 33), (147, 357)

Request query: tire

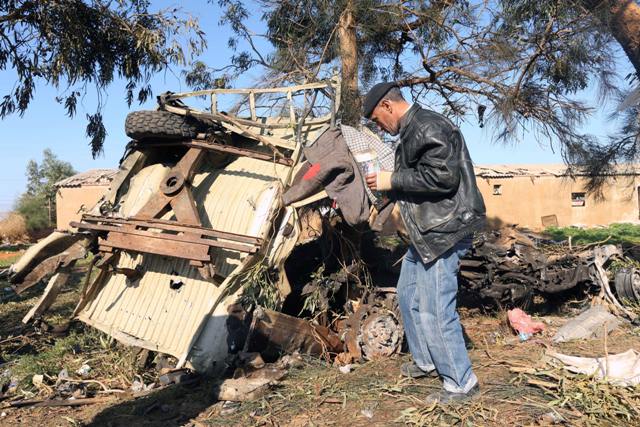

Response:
(125, 110), (201, 140)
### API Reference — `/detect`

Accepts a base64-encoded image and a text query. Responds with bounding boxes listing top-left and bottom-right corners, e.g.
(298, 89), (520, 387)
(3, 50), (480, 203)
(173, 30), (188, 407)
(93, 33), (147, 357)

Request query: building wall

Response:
(56, 186), (108, 230)
(477, 175), (640, 230)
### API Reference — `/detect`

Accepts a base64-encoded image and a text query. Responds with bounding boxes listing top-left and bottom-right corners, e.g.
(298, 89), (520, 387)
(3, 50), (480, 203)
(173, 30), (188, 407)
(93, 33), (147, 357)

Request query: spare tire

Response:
(125, 110), (201, 140)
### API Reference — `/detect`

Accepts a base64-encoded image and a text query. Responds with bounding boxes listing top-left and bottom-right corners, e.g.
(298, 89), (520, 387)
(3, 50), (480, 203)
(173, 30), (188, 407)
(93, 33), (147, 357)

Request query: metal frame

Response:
(71, 77), (340, 282)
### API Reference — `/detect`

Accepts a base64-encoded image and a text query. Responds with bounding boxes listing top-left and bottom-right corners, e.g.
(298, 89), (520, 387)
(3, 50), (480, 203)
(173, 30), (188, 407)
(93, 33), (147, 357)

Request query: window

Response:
(493, 184), (502, 195)
(571, 192), (586, 207)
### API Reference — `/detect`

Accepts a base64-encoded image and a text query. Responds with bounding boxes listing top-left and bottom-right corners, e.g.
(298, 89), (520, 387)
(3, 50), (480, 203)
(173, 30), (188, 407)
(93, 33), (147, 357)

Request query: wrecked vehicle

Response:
(459, 227), (636, 319)
(5, 78), (405, 373)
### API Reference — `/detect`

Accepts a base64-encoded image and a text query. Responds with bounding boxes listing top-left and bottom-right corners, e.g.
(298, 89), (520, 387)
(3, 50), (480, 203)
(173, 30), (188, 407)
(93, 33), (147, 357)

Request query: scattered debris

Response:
(5, 397), (113, 408)
(338, 364), (352, 374)
(539, 411), (565, 424)
(236, 352), (265, 370)
(277, 352), (304, 370)
(459, 228), (626, 311)
(213, 369), (286, 402)
(361, 408), (374, 419)
(507, 308), (545, 337)
(130, 380), (144, 393)
(31, 374), (44, 388)
(158, 369), (196, 386)
(615, 268), (640, 303)
(553, 305), (621, 343)
(546, 349), (640, 386)
(75, 364), (91, 377)
(219, 400), (241, 416)
(245, 308), (343, 360)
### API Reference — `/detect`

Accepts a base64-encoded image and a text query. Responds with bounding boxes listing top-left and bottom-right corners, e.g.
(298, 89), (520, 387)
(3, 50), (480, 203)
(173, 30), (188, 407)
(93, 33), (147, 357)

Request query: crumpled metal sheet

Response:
(78, 156), (286, 371)
(245, 308), (343, 360)
(458, 228), (621, 305)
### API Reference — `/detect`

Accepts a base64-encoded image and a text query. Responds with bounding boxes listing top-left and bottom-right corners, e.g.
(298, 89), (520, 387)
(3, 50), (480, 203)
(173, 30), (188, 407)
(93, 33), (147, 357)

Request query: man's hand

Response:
(366, 173), (378, 190)
(366, 171), (393, 191)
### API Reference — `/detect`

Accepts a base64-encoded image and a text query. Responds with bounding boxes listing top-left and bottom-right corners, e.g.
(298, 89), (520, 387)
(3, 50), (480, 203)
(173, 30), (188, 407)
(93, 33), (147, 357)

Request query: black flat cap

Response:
(363, 81), (398, 118)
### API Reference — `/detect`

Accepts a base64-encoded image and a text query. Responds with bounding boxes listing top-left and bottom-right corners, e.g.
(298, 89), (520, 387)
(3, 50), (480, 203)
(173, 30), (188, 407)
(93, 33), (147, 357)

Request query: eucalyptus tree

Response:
(203, 0), (639, 189)
(0, 0), (205, 155)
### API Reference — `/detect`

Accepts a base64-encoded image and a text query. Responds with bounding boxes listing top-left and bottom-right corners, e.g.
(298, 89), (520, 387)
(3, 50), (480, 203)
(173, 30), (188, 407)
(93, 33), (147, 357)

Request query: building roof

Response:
(55, 169), (118, 188)
(474, 164), (640, 179)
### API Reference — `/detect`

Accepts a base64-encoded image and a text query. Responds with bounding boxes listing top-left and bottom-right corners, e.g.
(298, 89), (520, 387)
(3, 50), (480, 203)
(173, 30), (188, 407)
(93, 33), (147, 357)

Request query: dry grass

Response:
(3, 276), (640, 426)
(0, 212), (28, 244)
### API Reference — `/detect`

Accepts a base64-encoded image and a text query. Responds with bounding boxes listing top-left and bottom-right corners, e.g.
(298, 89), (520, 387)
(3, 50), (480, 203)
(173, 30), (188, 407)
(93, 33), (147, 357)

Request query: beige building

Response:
(476, 165), (640, 230)
(55, 169), (117, 230)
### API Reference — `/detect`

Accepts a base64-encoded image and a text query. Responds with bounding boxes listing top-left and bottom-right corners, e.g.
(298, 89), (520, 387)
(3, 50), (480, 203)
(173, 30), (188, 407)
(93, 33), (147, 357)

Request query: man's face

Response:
(370, 100), (400, 136)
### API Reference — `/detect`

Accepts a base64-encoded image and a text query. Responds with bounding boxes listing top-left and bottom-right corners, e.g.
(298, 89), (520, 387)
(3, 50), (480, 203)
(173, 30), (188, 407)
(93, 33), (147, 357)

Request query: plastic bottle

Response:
(353, 149), (382, 199)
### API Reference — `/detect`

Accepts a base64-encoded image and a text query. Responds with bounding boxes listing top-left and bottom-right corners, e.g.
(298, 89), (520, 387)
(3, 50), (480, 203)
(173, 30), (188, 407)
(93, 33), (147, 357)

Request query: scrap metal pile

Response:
(458, 227), (635, 317)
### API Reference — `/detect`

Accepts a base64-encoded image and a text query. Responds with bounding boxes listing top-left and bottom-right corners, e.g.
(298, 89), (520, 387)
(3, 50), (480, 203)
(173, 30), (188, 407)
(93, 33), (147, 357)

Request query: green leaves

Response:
(16, 149), (76, 231)
(0, 0), (206, 156)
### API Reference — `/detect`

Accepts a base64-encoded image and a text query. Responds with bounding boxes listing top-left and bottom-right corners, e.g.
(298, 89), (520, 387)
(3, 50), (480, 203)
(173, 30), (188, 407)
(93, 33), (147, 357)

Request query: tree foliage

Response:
(201, 0), (639, 189)
(16, 149), (75, 231)
(0, 0), (206, 156)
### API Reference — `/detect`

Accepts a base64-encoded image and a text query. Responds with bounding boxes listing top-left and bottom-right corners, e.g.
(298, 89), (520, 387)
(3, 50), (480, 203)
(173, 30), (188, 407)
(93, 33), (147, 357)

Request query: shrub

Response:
(0, 212), (28, 243)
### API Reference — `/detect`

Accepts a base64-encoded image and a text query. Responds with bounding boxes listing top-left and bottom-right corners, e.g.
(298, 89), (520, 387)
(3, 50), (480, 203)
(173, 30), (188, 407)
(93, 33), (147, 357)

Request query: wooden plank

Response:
(99, 233), (211, 262)
(161, 104), (330, 130)
(249, 92), (257, 121)
(211, 93), (217, 114)
(80, 215), (262, 245)
(213, 114), (328, 130)
(186, 140), (294, 165)
(167, 80), (335, 98)
(287, 91), (295, 127)
(75, 222), (259, 253)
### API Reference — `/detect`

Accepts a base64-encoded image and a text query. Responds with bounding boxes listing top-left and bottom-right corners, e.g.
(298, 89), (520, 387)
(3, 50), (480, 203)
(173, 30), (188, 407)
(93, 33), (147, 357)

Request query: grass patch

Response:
(9, 324), (158, 394)
(545, 223), (640, 246)
(516, 368), (640, 426)
(12, 331), (93, 387)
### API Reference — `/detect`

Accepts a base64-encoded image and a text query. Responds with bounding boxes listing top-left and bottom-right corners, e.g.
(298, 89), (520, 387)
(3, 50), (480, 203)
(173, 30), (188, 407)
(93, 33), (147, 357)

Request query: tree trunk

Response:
(581, 0), (640, 76)
(337, 0), (360, 126)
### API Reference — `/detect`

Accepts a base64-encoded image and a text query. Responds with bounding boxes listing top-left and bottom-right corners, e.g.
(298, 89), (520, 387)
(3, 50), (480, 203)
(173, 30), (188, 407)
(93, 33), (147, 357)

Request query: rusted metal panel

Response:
(245, 308), (343, 359)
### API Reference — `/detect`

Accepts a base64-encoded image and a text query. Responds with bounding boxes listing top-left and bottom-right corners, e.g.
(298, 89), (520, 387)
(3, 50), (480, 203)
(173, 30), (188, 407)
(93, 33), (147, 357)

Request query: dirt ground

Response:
(1, 273), (640, 426)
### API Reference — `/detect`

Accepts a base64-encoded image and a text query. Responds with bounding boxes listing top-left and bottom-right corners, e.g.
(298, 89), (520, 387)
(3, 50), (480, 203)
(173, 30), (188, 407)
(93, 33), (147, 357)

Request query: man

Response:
(362, 82), (486, 404)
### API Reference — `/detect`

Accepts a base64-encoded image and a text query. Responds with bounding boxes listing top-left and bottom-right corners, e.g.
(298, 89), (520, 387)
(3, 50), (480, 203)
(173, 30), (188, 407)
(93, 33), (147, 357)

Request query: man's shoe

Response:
(400, 362), (438, 378)
(424, 383), (480, 404)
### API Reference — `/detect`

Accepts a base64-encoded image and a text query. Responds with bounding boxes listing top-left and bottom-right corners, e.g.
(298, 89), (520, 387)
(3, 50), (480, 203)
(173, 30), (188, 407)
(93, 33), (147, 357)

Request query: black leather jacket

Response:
(390, 104), (486, 263)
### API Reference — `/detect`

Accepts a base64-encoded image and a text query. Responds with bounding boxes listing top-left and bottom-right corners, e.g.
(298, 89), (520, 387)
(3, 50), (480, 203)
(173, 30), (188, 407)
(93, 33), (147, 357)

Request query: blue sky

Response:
(0, 1), (629, 212)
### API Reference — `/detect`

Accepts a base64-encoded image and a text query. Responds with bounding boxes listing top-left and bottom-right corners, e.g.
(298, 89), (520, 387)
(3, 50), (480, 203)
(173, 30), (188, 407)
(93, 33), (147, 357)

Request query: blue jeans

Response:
(397, 239), (477, 393)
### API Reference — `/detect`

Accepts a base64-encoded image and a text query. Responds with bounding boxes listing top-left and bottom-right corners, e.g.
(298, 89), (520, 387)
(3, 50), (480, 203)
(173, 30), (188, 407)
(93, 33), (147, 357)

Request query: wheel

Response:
(125, 110), (202, 140)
